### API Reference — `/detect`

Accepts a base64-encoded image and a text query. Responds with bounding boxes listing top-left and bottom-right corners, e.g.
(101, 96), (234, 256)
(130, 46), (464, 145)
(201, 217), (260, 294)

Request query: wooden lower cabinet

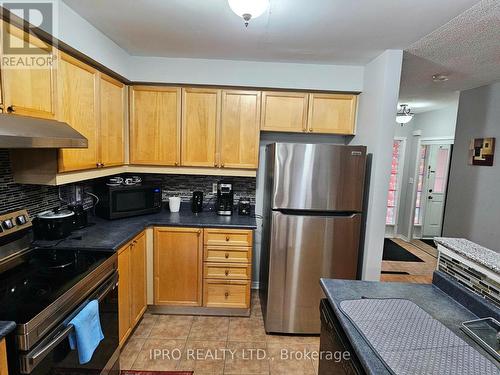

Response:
(154, 227), (203, 306)
(203, 279), (250, 309)
(0, 338), (7, 375)
(202, 228), (252, 309)
(118, 231), (147, 346)
(151, 226), (253, 312)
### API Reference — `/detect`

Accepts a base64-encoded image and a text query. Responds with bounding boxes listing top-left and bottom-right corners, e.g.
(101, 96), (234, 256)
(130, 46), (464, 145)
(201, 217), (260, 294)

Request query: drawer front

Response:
(203, 280), (250, 308)
(204, 246), (251, 263)
(204, 263), (251, 280)
(204, 229), (253, 247)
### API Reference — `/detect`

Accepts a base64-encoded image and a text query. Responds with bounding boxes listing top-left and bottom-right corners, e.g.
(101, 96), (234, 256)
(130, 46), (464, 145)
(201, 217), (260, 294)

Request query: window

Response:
(433, 147), (450, 193)
(386, 139), (405, 225)
(414, 145), (427, 225)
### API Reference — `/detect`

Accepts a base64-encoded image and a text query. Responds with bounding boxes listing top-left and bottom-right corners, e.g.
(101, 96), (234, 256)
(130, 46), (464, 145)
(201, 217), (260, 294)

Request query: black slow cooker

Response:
(34, 208), (75, 240)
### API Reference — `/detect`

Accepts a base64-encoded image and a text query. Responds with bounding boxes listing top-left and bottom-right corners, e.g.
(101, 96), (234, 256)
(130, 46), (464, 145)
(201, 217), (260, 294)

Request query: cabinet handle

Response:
(224, 291), (229, 298)
(225, 236), (230, 241)
(309, 128), (313, 132)
(225, 253), (229, 259)
(197, 229), (202, 235)
(225, 270), (229, 276)
(7, 105), (15, 113)
(174, 162), (178, 166)
(221, 163), (225, 168)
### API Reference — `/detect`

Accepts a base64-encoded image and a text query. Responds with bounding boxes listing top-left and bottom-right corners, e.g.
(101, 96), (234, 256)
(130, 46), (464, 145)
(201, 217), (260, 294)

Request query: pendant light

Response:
(396, 104), (414, 125)
(228, 0), (270, 27)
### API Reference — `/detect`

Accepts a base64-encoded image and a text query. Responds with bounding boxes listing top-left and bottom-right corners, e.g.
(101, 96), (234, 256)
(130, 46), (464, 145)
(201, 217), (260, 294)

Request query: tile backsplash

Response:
(0, 149), (256, 217)
(0, 150), (61, 216)
(140, 174), (256, 204)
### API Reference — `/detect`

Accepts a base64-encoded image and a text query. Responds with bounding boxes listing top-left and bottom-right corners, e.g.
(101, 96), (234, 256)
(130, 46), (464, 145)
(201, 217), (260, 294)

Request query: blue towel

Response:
(68, 300), (104, 364)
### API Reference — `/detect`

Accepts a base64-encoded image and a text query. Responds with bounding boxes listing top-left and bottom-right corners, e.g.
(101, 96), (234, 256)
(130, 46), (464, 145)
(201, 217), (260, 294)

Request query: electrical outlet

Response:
(212, 183), (218, 194)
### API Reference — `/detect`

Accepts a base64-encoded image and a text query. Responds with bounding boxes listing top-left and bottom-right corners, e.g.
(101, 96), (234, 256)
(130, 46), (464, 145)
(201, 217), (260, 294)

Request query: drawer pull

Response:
(225, 270), (229, 276)
(224, 291), (229, 298)
(225, 253), (229, 259)
(225, 236), (230, 241)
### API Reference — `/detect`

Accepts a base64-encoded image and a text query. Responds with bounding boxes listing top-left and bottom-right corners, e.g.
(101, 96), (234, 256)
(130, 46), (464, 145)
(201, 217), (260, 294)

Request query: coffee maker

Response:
(216, 180), (234, 216)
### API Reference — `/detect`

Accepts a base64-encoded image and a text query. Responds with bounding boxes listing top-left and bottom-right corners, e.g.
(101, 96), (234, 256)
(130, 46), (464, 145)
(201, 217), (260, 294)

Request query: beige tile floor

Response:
(120, 292), (320, 374)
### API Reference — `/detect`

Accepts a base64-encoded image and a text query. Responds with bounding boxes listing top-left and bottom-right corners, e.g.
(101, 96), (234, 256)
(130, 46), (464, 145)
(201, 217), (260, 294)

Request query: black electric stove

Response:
(0, 248), (110, 324)
(0, 209), (119, 375)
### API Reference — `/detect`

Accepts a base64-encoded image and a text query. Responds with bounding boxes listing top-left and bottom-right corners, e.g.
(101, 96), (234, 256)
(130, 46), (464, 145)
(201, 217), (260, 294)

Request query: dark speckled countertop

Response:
(0, 321), (16, 340)
(320, 272), (500, 375)
(34, 205), (257, 252)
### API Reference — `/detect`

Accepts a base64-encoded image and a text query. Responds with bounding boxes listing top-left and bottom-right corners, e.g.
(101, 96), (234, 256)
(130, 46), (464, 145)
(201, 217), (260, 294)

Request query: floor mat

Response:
(382, 239), (424, 262)
(122, 372), (193, 375)
(420, 238), (438, 248)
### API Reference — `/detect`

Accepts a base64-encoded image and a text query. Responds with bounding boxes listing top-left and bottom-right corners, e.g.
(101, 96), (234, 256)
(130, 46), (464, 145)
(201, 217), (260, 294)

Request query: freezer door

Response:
(264, 211), (361, 334)
(270, 143), (366, 211)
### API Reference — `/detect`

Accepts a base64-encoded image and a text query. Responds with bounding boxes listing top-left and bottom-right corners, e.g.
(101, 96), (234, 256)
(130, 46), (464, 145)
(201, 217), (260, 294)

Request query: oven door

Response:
(18, 272), (119, 375)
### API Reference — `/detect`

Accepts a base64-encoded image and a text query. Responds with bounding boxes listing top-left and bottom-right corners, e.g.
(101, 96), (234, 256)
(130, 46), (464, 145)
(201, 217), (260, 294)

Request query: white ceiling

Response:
(63, 0), (479, 65)
(398, 0), (500, 113)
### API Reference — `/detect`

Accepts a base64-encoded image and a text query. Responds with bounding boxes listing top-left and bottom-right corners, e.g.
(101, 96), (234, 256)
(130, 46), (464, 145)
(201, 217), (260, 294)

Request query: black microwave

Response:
(94, 183), (162, 219)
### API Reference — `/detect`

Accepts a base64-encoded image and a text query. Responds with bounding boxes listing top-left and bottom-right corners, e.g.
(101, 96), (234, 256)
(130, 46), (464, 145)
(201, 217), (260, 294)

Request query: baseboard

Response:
(397, 234), (410, 242)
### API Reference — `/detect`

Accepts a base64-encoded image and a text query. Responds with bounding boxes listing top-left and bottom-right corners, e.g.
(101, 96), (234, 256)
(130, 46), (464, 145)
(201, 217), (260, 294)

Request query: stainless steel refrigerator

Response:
(259, 143), (367, 334)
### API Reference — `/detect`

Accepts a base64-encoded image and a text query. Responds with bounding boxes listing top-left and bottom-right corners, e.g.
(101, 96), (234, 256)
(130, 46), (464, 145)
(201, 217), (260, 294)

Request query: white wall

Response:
(392, 99), (459, 239)
(348, 50), (403, 281)
(127, 56), (364, 91)
(443, 82), (500, 252)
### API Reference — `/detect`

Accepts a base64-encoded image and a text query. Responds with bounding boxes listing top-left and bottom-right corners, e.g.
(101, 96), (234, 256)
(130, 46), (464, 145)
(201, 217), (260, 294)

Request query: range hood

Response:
(0, 113), (88, 148)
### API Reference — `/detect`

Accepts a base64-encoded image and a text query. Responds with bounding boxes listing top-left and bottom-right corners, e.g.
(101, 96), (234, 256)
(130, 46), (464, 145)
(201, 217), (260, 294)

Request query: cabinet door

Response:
(220, 90), (261, 169)
(130, 86), (181, 165)
(261, 91), (308, 133)
(99, 74), (125, 167)
(154, 227), (203, 306)
(130, 231), (147, 326)
(181, 88), (220, 167)
(118, 245), (131, 347)
(57, 53), (99, 172)
(307, 93), (357, 135)
(1, 24), (57, 119)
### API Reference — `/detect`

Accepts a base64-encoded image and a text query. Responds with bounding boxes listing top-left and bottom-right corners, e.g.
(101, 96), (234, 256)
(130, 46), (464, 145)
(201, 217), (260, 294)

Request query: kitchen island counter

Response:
(0, 321), (15, 340)
(34, 205), (257, 252)
(320, 272), (500, 375)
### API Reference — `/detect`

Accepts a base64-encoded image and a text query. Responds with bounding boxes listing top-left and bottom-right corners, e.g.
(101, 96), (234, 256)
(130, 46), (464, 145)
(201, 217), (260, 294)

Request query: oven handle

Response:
(21, 272), (118, 373)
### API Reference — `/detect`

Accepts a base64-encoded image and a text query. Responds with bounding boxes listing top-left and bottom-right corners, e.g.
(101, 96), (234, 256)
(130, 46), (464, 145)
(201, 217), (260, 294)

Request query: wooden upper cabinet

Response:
(99, 74), (125, 167)
(57, 53), (99, 172)
(1, 23), (57, 119)
(130, 86), (181, 166)
(307, 93), (357, 135)
(220, 90), (261, 169)
(181, 88), (220, 167)
(261, 91), (309, 133)
(154, 227), (203, 306)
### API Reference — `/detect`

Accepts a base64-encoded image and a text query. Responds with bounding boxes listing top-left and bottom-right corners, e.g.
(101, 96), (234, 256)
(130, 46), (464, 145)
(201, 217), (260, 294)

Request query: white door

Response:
(422, 144), (452, 238)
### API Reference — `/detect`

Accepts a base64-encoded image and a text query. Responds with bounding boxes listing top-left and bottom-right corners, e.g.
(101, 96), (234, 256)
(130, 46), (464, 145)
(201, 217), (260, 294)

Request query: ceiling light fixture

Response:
(228, 0), (269, 27)
(432, 73), (449, 82)
(396, 104), (414, 125)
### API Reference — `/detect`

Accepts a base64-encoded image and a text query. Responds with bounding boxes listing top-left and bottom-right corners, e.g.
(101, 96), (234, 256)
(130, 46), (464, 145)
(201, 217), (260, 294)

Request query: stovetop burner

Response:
(0, 247), (111, 324)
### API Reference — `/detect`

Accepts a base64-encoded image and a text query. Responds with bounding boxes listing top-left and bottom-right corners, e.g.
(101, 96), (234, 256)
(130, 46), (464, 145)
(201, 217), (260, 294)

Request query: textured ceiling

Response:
(399, 0), (500, 113)
(62, 0), (478, 65)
